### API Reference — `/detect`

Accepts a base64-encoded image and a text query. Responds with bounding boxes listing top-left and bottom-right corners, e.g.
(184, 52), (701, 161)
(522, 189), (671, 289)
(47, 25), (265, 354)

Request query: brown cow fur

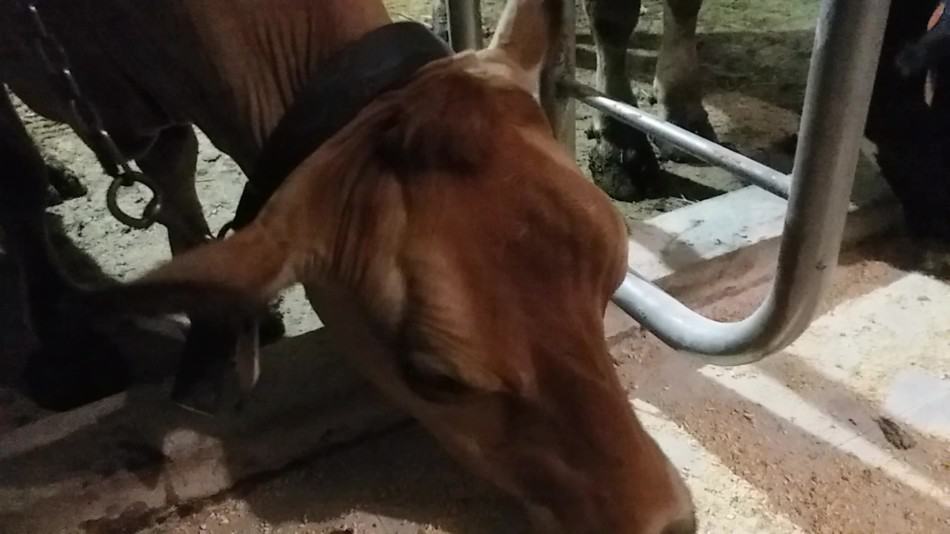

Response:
(75, 2), (696, 532)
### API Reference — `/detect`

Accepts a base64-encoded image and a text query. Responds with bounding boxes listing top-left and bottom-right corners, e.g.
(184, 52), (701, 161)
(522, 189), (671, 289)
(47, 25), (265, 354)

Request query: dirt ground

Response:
(10, 0), (937, 533)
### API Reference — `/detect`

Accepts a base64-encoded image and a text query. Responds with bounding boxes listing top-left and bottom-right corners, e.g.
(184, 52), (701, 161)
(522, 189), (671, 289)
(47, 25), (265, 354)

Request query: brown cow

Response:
(0, 0), (395, 408)
(68, 0), (696, 532)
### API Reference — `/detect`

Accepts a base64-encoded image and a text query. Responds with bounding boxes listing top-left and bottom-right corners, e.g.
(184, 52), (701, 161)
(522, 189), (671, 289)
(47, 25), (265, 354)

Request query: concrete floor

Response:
(621, 243), (950, 534)
(135, 237), (950, 534)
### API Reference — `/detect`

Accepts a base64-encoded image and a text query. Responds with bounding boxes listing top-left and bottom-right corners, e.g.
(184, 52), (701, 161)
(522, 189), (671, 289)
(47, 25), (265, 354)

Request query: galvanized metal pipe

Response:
(564, 80), (792, 198)
(446, 0), (483, 51)
(609, 0), (890, 364)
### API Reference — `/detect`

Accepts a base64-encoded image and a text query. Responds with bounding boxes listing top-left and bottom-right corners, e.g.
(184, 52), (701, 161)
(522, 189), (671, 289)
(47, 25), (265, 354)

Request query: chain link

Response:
(24, 2), (163, 229)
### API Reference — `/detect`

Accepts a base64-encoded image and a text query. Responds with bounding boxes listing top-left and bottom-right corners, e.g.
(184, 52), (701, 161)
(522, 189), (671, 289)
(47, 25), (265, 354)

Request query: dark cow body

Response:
(867, 0), (950, 243)
(0, 4), (205, 409)
(0, 89), (131, 408)
(0, 1), (390, 409)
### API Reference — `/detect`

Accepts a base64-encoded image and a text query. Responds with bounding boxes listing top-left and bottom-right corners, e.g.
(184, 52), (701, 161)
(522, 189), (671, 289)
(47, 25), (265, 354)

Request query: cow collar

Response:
(225, 21), (452, 233)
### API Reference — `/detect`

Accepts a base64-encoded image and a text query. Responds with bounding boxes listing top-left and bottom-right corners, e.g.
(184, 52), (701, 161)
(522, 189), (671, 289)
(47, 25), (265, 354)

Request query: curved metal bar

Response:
(610, 0), (891, 364)
(105, 171), (163, 229)
(564, 80), (791, 199)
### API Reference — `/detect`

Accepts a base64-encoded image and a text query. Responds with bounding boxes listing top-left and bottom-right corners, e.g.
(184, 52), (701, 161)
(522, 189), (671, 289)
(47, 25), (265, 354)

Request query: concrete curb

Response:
(0, 330), (404, 533)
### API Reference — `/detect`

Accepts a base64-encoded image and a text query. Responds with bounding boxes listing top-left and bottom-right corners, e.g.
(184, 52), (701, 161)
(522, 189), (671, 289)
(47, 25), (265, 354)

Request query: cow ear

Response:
(66, 224), (295, 391)
(70, 226), (295, 322)
(488, 0), (564, 90)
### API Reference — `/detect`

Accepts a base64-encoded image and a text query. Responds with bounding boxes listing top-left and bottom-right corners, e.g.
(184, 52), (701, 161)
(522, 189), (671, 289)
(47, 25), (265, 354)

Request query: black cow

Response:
(868, 0), (950, 243)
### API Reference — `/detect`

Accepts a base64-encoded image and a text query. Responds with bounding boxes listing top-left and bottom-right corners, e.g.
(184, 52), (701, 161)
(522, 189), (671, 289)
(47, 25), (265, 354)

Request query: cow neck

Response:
(225, 21), (452, 233)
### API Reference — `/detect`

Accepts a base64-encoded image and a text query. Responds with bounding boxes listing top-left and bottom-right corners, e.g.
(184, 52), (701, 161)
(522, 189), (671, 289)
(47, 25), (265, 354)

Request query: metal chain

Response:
(24, 2), (163, 229)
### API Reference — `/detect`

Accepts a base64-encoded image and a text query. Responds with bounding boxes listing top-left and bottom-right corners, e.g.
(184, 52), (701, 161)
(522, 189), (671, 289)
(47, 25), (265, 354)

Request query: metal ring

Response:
(106, 172), (163, 229)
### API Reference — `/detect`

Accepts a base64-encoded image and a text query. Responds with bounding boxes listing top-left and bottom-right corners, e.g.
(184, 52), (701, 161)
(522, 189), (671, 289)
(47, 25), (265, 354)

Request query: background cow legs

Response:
(137, 125), (209, 255)
(585, 0), (660, 201)
(136, 125), (229, 412)
(136, 125), (284, 413)
(654, 0), (717, 159)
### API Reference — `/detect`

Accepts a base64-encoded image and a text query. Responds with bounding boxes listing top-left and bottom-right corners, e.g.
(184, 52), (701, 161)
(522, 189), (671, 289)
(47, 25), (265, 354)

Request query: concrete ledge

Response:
(0, 185), (901, 533)
(0, 329), (404, 534)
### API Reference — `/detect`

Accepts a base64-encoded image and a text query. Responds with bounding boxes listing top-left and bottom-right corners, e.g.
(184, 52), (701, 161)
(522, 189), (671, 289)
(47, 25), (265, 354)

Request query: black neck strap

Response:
(226, 22), (451, 232)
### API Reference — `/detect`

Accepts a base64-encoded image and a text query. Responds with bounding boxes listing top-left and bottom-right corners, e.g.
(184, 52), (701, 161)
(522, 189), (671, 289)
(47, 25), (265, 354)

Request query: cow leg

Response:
(136, 127), (230, 413)
(654, 0), (716, 160)
(0, 90), (129, 410)
(136, 125), (210, 254)
(135, 126), (284, 345)
(585, 0), (660, 201)
(45, 158), (87, 206)
(135, 126), (283, 413)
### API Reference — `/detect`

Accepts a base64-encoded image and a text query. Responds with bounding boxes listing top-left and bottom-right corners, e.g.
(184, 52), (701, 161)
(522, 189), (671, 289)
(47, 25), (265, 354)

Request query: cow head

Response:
(82, 1), (695, 532)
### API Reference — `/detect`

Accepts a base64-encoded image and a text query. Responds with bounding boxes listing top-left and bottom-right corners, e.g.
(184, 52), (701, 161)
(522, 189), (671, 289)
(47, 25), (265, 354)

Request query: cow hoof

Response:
(170, 352), (244, 416)
(46, 161), (87, 203)
(23, 327), (130, 411)
(171, 376), (228, 416)
(921, 244), (950, 278)
(588, 140), (660, 201)
(171, 359), (247, 416)
(655, 115), (719, 164)
(258, 303), (285, 345)
(172, 319), (254, 415)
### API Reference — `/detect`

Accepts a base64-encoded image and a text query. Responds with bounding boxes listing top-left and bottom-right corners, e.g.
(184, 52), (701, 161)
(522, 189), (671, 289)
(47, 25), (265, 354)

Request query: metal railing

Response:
(445, 0), (483, 51)
(447, 0), (891, 364)
(562, 80), (792, 199)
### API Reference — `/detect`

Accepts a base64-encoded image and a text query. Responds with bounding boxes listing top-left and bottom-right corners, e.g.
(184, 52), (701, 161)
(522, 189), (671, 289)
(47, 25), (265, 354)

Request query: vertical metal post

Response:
(446, 0), (483, 51)
(541, 0), (577, 155)
(608, 0), (891, 363)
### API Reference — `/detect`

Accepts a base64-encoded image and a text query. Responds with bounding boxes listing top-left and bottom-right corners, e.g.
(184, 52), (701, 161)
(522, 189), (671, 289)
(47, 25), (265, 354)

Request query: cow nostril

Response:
(661, 515), (697, 534)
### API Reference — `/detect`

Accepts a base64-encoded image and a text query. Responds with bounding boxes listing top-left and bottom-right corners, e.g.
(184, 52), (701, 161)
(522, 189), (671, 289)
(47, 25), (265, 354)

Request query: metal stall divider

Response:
(447, 0), (891, 364)
(445, 0), (483, 51)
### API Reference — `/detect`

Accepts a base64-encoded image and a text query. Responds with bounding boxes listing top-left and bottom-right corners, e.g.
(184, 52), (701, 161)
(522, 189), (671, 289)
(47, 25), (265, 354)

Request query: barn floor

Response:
(125, 236), (950, 534)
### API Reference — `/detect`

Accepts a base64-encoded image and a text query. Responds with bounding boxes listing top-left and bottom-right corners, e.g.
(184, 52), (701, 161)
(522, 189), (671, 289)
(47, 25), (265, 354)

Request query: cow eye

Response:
(400, 351), (478, 403)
